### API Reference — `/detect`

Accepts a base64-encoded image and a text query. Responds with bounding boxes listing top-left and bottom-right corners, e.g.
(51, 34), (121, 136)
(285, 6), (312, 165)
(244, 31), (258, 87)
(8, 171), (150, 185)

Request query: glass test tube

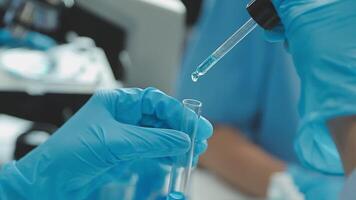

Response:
(167, 99), (202, 200)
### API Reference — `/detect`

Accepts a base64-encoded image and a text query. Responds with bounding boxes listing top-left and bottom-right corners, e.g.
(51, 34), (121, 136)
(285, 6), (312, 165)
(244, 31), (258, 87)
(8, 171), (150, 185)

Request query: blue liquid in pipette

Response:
(191, 56), (218, 82)
(191, 18), (257, 82)
(167, 191), (186, 200)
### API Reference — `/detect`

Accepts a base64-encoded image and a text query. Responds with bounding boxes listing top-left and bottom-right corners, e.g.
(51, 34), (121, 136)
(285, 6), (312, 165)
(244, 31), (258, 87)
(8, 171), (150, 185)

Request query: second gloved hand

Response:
(0, 88), (213, 200)
(266, 0), (356, 174)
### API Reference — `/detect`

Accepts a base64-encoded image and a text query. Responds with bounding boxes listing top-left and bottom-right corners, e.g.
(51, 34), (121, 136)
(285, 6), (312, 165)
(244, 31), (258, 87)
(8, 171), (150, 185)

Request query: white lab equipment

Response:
(76, 0), (186, 94)
(0, 37), (118, 95)
(3, 0), (186, 94)
(0, 114), (32, 165)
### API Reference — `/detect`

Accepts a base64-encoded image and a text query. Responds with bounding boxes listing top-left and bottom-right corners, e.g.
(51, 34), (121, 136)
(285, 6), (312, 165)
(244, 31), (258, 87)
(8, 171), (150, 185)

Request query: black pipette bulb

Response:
(247, 0), (280, 30)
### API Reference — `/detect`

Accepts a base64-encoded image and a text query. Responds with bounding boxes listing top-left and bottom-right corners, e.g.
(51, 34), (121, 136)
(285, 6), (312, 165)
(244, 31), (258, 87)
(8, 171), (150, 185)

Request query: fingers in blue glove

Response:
(99, 87), (183, 129)
(139, 88), (213, 164)
(90, 88), (213, 163)
(101, 121), (191, 162)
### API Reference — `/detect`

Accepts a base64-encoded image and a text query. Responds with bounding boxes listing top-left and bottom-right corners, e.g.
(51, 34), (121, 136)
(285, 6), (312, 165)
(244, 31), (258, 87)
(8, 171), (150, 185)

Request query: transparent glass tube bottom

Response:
(167, 99), (202, 200)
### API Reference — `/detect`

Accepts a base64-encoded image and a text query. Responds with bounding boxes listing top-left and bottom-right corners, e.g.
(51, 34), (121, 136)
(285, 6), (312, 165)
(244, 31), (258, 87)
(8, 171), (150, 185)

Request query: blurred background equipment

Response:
(0, 114), (32, 165)
(0, 0), (199, 165)
(75, 0), (186, 94)
(13, 122), (55, 160)
(0, 34), (119, 125)
(0, 37), (108, 87)
(0, 114), (56, 165)
(0, 0), (193, 159)
(2, 0), (189, 94)
(3, 0), (74, 36)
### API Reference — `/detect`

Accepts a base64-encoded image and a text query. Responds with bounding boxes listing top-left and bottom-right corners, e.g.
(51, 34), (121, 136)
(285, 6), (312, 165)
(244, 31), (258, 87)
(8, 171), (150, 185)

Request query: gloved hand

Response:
(86, 159), (168, 200)
(0, 29), (56, 50)
(287, 165), (344, 200)
(0, 88), (213, 200)
(130, 159), (168, 200)
(265, 0), (356, 174)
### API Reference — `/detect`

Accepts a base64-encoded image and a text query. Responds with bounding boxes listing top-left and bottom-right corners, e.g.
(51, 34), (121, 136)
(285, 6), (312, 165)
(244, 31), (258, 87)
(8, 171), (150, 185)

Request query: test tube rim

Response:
(182, 99), (202, 110)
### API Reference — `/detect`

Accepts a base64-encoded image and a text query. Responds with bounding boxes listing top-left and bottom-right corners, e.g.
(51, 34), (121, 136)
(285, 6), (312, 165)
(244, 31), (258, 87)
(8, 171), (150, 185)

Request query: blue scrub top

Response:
(176, 0), (300, 163)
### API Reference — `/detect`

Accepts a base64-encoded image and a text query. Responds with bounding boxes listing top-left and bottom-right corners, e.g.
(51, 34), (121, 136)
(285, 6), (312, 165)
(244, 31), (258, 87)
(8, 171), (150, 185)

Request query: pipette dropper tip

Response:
(191, 71), (200, 82)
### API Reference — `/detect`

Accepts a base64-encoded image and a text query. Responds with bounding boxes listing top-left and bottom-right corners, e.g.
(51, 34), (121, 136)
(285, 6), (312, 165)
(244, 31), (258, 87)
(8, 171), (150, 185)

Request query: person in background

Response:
(176, 0), (343, 199)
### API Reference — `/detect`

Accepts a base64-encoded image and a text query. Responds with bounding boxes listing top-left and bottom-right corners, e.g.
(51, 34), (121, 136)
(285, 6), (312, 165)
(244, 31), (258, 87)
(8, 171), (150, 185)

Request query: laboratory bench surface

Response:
(191, 169), (262, 200)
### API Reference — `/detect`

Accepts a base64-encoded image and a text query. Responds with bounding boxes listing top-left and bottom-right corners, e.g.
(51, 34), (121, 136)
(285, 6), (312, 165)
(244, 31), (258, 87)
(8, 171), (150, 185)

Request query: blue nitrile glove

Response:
(265, 0), (356, 174)
(88, 159), (169, 200)
(288, 165), (344, 200)
(0, 29), (56, 50)
(131, 159), (168, 200)
(0, 88), (213, 200)
(86, 160), (168, 200)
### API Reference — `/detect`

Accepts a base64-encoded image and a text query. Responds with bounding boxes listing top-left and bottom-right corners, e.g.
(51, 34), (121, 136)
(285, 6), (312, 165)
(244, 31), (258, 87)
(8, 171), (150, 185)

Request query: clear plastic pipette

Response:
(191, 0), (281, 81)
(191, 18), (257, 82)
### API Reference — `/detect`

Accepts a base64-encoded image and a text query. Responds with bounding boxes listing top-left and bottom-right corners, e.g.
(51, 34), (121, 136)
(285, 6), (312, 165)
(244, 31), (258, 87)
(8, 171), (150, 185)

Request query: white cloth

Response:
(340, 170), (356, 200)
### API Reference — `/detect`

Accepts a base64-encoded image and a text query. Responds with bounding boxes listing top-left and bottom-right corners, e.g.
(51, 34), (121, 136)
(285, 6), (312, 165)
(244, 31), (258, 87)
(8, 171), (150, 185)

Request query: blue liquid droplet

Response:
(191, 71), (200, 82)
(167, 191), (186, 200)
